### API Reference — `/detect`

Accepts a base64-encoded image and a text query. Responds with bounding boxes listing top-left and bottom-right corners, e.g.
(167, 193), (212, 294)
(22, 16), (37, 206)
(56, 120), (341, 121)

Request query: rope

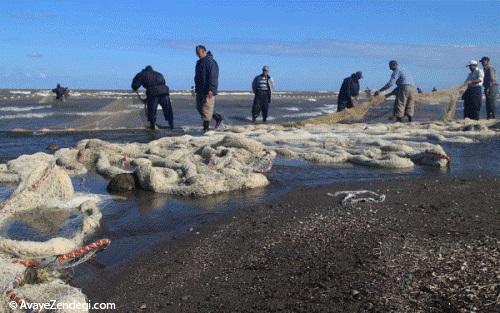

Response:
(3, 271), (44, 313)
(16, 238), (111, 269)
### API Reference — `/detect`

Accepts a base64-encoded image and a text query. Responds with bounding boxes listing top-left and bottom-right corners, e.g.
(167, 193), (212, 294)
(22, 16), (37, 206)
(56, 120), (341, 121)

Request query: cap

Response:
(355, 71), (363, 79)
(466, 60), (478, 67)
(262, 66), (270, 71)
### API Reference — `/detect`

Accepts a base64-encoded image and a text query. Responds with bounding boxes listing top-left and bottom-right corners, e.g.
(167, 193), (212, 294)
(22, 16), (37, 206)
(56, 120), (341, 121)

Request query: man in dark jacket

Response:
(251, 65), (274, 123)
(194, 45), (222, 132)
(337, 71), (362, 112)
(131, 65), (173, 130)
(480, 56), (498, 119)
(52, 84), (68, 101)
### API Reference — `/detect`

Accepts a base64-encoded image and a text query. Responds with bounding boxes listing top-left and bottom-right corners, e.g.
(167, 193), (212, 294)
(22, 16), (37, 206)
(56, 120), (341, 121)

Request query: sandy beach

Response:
(80, 175), (499, 313)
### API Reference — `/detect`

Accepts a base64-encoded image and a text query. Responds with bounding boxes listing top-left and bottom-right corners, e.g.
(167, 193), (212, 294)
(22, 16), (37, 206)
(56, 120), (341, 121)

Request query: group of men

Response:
(338, 58), (498, 122)
(132, 45), (274, 132)
(463, 57), (497, 120)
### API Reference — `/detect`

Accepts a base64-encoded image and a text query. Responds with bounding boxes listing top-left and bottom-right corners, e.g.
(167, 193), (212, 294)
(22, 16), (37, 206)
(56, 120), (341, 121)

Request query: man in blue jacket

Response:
(131, 65), (173, 130)
(194, 45), (222, 132)
(375, 60), (416, 122)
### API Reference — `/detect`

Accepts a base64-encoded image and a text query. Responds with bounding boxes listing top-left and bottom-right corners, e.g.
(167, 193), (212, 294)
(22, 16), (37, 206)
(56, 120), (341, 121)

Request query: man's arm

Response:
(466, 71), (483, 86)
(207, 61), (218, 98)
(375, 70), (399, 95)
(252, 76), (258, 94)
(131, 73), (142, 91)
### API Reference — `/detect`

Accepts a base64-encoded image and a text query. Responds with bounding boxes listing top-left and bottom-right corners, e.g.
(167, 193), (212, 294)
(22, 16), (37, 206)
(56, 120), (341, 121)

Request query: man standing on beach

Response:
(480, 57), (498, 119)
(337, 71), (362, 112)
(462, 60), (484, 120)
(252, 66), (274, 123)
(374, 60), (416, 122)
(131, 65), (173, 130)
(194, 45), (222, 132)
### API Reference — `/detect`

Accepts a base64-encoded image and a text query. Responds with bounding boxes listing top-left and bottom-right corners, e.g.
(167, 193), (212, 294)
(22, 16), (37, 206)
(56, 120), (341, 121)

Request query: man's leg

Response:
(252, 95), (261, 122)
(474, 88), (482, 120)
(404, 86), (416, 122)
(196, 94), (213, 131)
(337, 101), (346, 112)
(394, 87), (406, 121)
(262, 95), (270, 123)
(208, 97), (223, 129)
(486, 86), (498, 119)
(147, 96), (159, 129)
(160, 95), (174, 129)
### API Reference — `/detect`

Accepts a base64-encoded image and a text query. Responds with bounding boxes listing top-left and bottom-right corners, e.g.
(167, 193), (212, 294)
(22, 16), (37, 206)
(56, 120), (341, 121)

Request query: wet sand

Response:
(80, 175), (499, 313)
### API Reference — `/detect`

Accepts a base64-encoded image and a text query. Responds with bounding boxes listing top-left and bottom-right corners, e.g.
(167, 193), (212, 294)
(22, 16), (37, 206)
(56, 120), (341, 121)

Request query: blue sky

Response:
(0, 0), (499, 91)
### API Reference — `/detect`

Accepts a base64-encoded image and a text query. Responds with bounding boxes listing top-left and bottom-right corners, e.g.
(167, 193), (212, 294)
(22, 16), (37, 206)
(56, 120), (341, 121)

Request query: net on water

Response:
(288, 85), (466, 126)
(54, 97), (149, 130)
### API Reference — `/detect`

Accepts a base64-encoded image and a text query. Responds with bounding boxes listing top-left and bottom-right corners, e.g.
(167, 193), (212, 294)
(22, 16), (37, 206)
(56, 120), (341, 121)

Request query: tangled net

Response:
(0, 155), (110, 312)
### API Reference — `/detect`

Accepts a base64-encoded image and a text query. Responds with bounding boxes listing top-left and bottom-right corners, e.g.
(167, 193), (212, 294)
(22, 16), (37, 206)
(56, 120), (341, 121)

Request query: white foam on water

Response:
(282, 112), (324, 118)
(0, 110), (137, 120)
(0, 105), (51, 112)
(9, 90), (31, 95)
(283, 107), (301, 111)
(307, 98), (317, 102)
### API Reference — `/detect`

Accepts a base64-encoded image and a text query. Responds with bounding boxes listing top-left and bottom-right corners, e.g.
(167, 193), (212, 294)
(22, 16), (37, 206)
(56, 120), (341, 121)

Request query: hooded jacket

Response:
(195, 51), (219, 96)
(52, 84), (67, 99)
(131, 66), (170, 98)
(337, 73), (361, 105)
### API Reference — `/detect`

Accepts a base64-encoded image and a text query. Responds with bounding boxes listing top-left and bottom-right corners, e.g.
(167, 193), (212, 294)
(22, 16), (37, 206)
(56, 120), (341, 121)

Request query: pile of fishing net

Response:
(0, 155), (109, 312)
(229, 118), (499, 169)
(57, 134), (274, 196)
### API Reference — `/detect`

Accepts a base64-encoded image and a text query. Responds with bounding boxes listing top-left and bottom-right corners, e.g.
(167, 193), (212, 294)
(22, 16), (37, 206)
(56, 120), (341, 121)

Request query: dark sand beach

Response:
(81, 175), (499, 313)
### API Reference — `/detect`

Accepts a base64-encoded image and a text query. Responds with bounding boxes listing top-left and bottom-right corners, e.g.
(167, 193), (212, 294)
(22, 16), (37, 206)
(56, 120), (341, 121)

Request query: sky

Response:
(0, 0), (499, 91)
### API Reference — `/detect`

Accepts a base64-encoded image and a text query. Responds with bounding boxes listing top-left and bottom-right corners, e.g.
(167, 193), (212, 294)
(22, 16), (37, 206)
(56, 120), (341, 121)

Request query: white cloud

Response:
(160, 39), (500, 69)
(27, 52), (43, 59)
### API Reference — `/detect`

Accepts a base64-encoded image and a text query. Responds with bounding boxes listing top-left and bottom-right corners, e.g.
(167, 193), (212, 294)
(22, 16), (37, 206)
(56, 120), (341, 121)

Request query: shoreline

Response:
(79, 175), (499, 313)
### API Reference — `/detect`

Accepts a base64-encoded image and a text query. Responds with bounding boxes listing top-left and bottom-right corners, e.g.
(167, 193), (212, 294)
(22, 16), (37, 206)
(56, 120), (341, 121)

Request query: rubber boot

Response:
(396, 117), (403, 123)
(203, 121), (210, 132)
(408, 116), (412, 122)
(214, 113), (223, 129)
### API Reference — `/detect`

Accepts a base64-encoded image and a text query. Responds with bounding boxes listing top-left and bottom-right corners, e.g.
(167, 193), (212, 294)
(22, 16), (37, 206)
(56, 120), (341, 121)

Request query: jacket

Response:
(194, 52), (219, 96)
(131, 67), (170, 98)
(337, 74), (360, 105)
(252, 75), (274, 94)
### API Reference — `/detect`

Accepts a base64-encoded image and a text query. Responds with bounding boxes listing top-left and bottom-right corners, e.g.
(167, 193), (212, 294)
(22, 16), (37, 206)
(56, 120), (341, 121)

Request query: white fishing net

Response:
(0, 158), (104, 312)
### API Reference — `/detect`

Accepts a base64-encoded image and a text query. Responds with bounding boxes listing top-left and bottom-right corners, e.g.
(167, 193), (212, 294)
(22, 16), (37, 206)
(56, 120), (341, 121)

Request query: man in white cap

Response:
(251, 65), (274, 123)
(462, 60), (484, 120)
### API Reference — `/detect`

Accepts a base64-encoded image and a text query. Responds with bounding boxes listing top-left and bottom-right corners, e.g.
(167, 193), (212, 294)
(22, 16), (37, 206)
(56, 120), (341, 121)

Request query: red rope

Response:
(57, 238), (111, 263)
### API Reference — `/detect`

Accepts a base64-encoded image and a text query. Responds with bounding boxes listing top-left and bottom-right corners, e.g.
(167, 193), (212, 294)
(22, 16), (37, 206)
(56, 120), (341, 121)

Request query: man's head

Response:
(480, 56), (490, 67)
(144, 65), (153, 71)
(355, 71), (363, 80)
(262, 65), (270, 76)
(467, 60), (478, 71)
(57, 83), (60, 88)
(388, 60), (398, 70)
(196, 45), (207, 59)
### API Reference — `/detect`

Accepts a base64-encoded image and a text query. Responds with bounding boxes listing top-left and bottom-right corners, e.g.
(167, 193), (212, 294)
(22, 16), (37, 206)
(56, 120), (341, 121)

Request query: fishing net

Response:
(290, 86), (466, 126)
(55, 97), (149, 131)
(0, 156), (109, 312)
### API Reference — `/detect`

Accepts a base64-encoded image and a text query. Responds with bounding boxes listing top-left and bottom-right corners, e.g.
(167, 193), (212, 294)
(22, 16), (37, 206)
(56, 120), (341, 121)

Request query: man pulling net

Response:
(131, 65), (174, 130)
